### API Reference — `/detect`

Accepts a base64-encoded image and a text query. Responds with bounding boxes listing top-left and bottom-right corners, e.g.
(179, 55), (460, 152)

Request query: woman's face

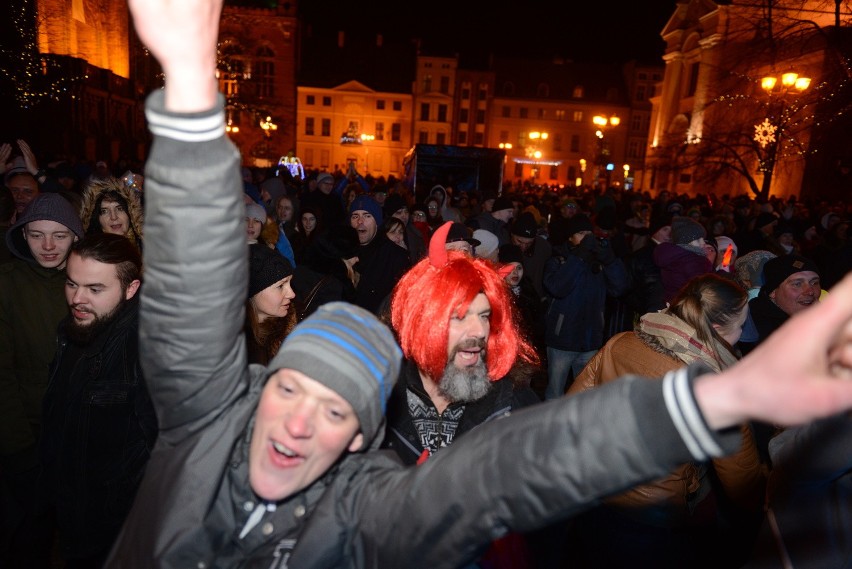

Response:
(277, 198), (294, 223)
(246, 217), (263, 241)
(98, 198), (130, 236)
(251, 276), (295, 323)
(386, 223), (405, 248)
(302, 213), (317, 234)
(426, 200), (440, 218)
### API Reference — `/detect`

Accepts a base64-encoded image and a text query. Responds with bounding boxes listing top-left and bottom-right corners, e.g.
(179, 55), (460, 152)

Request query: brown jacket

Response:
(569, 331), (766, 526)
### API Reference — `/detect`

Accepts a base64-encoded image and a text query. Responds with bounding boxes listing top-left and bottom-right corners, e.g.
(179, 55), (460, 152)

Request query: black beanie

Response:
(760, 254), (820, 296)
(564, 213), (594, 237)
(671, 215), (707, 245)
(248, 244), (293, 298)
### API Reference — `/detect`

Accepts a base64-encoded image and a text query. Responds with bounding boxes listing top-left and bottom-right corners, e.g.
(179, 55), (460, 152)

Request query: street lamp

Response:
(592, 115), (620, 189)
(754, 71), (811, 197)
(259, 115), (277, 138)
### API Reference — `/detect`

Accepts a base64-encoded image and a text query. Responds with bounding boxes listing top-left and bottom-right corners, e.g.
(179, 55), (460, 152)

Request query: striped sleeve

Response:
(144, 90), (225, 142)
(662, 366), (726, 460)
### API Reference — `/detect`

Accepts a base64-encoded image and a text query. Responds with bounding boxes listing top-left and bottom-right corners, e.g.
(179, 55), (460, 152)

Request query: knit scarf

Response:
(637, 311), (739, 372)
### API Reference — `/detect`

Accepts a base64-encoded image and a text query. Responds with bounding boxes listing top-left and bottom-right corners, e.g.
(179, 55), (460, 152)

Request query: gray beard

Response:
(437, 356), (492, 404)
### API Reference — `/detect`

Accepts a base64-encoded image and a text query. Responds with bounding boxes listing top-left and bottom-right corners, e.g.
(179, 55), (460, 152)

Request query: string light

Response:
(0, 0), (86, 109)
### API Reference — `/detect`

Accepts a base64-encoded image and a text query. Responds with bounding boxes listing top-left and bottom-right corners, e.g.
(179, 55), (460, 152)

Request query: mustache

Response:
(452, 338), (486, 353)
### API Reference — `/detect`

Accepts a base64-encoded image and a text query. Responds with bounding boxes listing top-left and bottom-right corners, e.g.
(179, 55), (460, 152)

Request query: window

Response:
(478, 85), (487, 99)
(419, 130), (429, 144)
(538, 108), (546, 119)
(322, 96), (331, 106)
(572, 85), (584, 98)
(391, 123), (401, 142)
(321, 118), (330, 137)
(438, 104), (448, 122)
(423, 75), (432, 93)
(514, 163), (523, 177)
(376, 99), (386, 110)
(568, 166), (576, 181)
(461, 86), (470, 99)
(555, 109), (565, 120)
(570, 134), (580, 152)
(635, 85), (646, 102)
(573, 111), (584, 123)
(375, 122), (385, 141)
(420, 103), (430, 121)
(631, 114), (643, 131)
(688, 62), (700, 97)
(475, 109), (485, 124)
(436, 132), (446, 145)
(305, 117), (315, 136)
(459, 108), (469, 123)
(393, 100), (402, 111)
(553, 133), (562, 152)
(499, 130), (509, 143)
(549, 165), (559, 180)
(628, 139), (644, 159)
(502, 106), (511, 118)
(306, 94), (315, 105)
(255, 46), (275, 99)
(458, 130), (467, 144)
(519, 107), (528, 119)
(473, 132), (484, 145)
(440, 76), (450, 94)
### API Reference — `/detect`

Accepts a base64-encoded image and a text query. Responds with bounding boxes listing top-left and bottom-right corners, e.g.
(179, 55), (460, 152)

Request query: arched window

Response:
(218, 40), (245, 98)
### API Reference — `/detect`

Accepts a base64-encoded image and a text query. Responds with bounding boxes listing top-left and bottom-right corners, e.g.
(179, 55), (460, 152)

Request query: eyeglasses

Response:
(428, 205), (438, 210)
(413, 212), (427, 219)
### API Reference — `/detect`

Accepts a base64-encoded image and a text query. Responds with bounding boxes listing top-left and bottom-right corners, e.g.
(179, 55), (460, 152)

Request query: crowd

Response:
(2, 1), (852, 568)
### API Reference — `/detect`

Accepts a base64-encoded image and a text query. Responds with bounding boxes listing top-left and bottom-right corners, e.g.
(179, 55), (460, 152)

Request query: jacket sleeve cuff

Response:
(144, 90), (225, 142)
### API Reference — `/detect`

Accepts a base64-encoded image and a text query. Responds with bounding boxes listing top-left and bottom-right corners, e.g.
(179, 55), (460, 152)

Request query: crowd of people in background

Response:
(2, 25), (852, 566)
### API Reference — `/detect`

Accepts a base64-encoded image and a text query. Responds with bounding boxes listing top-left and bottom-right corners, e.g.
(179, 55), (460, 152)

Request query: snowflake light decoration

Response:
(753, 118), (778, 148)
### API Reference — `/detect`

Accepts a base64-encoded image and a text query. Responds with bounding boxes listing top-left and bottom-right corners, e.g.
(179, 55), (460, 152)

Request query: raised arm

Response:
(129, 0), (248, 438)
(695, 271), (852, 429)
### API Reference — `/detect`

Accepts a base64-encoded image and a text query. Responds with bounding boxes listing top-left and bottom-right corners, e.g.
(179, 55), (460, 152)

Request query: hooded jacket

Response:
(79, 178), (144, 248)
(107, 91), (742, 569)
(0, 194), (83, 469)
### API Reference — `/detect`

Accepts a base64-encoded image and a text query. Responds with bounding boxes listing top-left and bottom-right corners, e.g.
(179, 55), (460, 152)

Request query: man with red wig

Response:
(381, 222), (541, 464)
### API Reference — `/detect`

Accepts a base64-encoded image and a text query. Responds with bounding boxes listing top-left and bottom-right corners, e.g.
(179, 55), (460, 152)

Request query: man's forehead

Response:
(783, 271), (820, 283)
(26, 219), (72, 233)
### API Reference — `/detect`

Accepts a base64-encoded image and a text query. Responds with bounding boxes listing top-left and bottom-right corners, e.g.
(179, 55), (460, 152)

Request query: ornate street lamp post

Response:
(592, 115), (620, 189)
(754, 71), (810, 197)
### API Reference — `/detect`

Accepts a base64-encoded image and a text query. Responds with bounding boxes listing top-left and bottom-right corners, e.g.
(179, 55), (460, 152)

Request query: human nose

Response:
(109, 208), (118, 220)
(463, 315), (486, 339)
(43, 235), (55, 250)
(71, 286), (86, 305)
(285, 403), (315, 438)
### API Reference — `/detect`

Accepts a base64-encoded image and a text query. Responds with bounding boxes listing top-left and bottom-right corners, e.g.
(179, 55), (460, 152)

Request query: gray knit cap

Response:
(671, 215), (706, 245)
(269, 302), (402, 451)
(6, 193), (84, 263)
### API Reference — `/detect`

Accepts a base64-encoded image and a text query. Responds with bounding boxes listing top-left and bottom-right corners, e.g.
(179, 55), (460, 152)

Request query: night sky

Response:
(298, 1), (677, 65)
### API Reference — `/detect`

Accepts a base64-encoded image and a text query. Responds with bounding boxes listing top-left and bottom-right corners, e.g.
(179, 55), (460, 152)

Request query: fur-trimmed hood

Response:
(79, 177), (144, 246)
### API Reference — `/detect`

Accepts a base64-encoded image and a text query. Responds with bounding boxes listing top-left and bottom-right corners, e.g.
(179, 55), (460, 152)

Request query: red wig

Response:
(391, 250), (539, 382)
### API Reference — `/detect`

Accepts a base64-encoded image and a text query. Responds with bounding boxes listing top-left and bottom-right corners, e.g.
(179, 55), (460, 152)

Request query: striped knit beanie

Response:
(269, 302), (402, 451)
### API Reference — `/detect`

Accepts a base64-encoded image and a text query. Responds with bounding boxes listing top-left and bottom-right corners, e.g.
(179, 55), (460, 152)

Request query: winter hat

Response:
(382, 193), (407, 218)
(350, 194), (383, 225)
(4, 156), (30, 186)
(491, 196), (514, 213)
(714, 236), (738, 257)
(315, 172), (334, 185)
(248, 244), (293, 298)
(269, 301), (402, 451)
(735, 250), (776, 290)
(649, 213), (672, 237)
(671, 215), (707, 245)
(754, 212), (778, 231)
(564, 213), (594, 237)
(446, 221), (480, 246)
(760, 254), (820, 296)
(498, 243), (524, 265)
(245, 202), (267, 223)
(511, 211), (539, 239)
(6, 193), (83, 262)
(472, 229), (499, 260)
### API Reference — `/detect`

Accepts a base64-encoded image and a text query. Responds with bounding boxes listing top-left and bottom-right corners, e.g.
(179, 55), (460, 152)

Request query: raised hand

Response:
(16, 139), (38, 175)
(127, 0), (224, 112)
(696, 271), (852, 429)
